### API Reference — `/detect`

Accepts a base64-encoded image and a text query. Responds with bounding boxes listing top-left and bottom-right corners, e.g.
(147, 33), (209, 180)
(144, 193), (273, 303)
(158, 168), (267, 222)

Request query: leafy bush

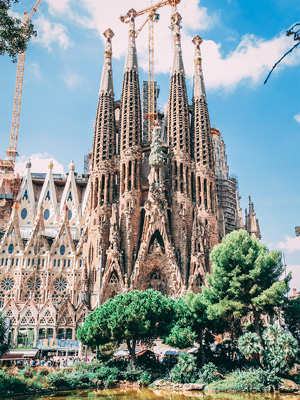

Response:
(47, 370), (71, 388)
(0, 371), (29, 396)
(140, 370), (152, 385)
(170, 353), (198, 384)
(199, 362), (218, 384)
(210, 368), (280, 392)
(238, 332), (261, 359)
(93, 364), (122, 383)
(262, 324), (298, 374)
(122, 363), (144, 381)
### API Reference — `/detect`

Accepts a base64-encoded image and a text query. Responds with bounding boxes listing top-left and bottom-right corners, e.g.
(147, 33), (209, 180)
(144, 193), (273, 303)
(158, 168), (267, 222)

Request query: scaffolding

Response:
(142, 80), (160, 143)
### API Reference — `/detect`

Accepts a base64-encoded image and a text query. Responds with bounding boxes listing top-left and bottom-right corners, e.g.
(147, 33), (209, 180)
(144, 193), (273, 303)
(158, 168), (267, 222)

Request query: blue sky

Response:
(0, 0), (299, 290)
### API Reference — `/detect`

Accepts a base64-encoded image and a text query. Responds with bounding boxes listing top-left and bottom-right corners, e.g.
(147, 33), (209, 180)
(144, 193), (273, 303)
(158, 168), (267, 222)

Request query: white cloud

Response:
(46, 0), (70, 15)
(15, 153), (64, 176)
(40, 1), (300, 90)
(27, 62), (42, 80)
(285, 265), (300, 292)
(62, 72), (82, 88)
(294, 114), (300, 123)
(33, 15), (71, 50)
(276, 235), (300, 253)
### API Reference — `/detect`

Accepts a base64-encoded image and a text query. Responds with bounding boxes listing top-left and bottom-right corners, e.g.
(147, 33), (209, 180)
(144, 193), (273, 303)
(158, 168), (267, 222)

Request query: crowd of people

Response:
(5, 356), (94, 369)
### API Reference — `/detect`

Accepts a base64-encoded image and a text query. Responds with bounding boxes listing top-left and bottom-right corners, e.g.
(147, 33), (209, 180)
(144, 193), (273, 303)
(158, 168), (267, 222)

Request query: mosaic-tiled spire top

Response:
(192, 35), (206, 100)
(99, 28), (114, 94)
(124, 9), (139, 72)
(171, 12), (185, 75)
(92, 28), (115, 169)
(120, 9), (141, 151)
(192, 34), (213, 169)
(168, 12), (190, 155)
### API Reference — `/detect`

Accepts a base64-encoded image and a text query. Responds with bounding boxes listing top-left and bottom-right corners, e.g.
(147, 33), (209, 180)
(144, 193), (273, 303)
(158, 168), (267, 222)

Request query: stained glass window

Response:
(1, 277), (14, 291)
(60, 245), (65, 256)
(44, 209), (50, 220)
(8, 244), (14, 254)
(27, 277), (41, 291)
(68, 210), (72, 220)
(21, 208), (27, 219)
(54, 277), (67, 292)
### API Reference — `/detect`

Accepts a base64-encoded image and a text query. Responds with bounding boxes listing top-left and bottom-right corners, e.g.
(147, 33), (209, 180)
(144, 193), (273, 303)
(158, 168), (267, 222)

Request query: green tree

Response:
(238, 324), (299, 374)
(283, 297), (300, 342)
(202, 230), (288, 338)
(77, 289), (174, 364)
(0, 312), (10, 357)
(0, 0), (36, 61)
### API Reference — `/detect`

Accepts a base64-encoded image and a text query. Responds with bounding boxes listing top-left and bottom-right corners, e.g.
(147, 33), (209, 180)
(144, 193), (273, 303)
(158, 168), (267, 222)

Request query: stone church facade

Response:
(0, 12), (260, 346)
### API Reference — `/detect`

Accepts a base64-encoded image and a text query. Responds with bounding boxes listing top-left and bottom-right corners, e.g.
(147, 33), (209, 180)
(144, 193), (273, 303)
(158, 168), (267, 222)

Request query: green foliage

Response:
(210, 368), (281, 392)
(165, 325), (196, 349)
(238, 332), (261, 359)
(77, 289), (175, 362)
(199, 362), (218, 384)
(283, 297), (300, 342)
(122, 363), (144, 381)
(47, 370), (70, 388)
(0, 370), (29, 396)
(140, 370), (152, 385)
(262, 324), (299, 374)
(202, 230), (288, 337)
(92, 364), (122, 383)
(170, 353), (198, 384)
(0, 0), (36, 61)
(0, 311), (10, 357)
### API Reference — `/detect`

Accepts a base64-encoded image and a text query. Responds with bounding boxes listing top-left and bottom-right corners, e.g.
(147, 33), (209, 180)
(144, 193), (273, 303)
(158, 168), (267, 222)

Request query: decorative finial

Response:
(26, 158), (32, 169)
(63, 204), (68, 212)
(48, 161), (54, 170)
(103, 28), (114, 60)
(69, 160), (75, 171)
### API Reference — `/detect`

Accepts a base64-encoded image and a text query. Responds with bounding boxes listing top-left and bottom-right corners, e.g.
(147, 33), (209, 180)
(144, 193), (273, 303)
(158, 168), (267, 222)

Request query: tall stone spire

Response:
(86, 28), (116, 308)
(92, 28), (116, 172)
(168, 12), (192, 287)
(190, 34), (219, 275)
(168, 12), (190, 156)
(119, 9), (142, 278)
(245, 196), (261, 240)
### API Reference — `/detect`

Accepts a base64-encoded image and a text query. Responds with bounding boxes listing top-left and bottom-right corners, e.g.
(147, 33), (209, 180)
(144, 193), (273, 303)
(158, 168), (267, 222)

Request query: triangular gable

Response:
(51, 208), (75, 253)
(3, 298), (20, 316)
(19, 298), (39, 318)
(24, 205), (45, 252)
(0, 203), (24, 251)
(38, 162), (57, 210)
(76, 218), (89, 255)
(60, 162), (79, 216)
(57, 298), (75, 325)
(81, 176), (90, 216)
(19, 162), (35, 206)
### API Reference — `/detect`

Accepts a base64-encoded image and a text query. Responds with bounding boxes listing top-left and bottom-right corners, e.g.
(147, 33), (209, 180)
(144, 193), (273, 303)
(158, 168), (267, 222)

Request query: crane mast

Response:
(1, 0), (44, 173)
(121, 0), (180, 140)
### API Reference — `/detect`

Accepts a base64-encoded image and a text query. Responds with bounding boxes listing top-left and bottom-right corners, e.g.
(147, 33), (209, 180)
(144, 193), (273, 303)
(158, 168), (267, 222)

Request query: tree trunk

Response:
(126, 339), (137, 364)
(252, 305), (261, 340)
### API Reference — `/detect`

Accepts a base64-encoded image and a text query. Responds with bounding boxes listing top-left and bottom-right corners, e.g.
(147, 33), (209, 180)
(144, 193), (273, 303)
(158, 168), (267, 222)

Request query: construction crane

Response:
(0, 0), (44, 174)
(120, 0), (181, 140)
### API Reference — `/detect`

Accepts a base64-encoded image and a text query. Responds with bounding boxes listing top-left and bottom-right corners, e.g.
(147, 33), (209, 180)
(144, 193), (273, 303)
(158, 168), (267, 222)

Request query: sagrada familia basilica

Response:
(0, 10), (260, 346)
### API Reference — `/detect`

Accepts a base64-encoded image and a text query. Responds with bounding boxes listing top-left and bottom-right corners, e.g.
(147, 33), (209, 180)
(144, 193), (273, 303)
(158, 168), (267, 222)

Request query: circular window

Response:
(68, 210), (72, 220)
(27, 277), (41, 291)
(8, 244), (14, 254)
(60, 245), (65, 256)
(44, 209), (50, 220)
(54, 277), (67, 292)
(21, 208), (27, 220)
(1, 277), (14, 291)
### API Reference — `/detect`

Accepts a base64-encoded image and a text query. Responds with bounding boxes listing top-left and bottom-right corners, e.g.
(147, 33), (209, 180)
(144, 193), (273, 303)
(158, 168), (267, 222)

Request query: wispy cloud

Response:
(27, 62), (42, 80)
(276, 235), (300, 253)
(33, 15), (71, 50)
(15, 153), (65, 176)
(294, 114), (300, 123)
(62, 72), (82, 88)
(42, 0), (300, 90)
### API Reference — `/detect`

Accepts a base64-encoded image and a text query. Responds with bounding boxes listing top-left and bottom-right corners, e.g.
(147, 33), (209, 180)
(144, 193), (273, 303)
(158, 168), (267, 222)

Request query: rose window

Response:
(1, 277), (14, 291)
(27, 277), (41, 291)
(54, 277), (67, 291)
